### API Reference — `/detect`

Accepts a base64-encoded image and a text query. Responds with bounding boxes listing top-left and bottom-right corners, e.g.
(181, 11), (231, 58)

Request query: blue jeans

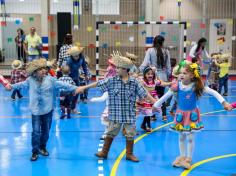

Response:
(28, 55), (39, 62)
(31, 110), (53, 153)
(218, 74), (228, 94)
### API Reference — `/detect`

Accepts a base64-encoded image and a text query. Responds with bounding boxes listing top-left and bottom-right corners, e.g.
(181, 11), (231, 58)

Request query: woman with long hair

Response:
(139, 35), (171, 122)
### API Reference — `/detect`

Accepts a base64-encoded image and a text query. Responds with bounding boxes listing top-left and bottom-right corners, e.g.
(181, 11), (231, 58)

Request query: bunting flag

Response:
(0, 0), (7, 26)
(73, 0), (80, 29)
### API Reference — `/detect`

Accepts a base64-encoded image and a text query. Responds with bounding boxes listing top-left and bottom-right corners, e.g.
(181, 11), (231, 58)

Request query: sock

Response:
(179, 133), (186, 157)
(186, 133), (194, 158)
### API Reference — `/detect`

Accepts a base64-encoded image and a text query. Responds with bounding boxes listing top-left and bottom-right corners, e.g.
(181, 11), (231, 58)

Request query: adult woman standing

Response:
(139, 35), (171, 121)
(186, 37), (210, 66)
(15, 28), (26, 63)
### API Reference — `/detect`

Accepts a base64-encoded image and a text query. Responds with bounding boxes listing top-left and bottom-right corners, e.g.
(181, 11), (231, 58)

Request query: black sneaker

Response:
(30, 153), (39, 161)
(223, 93), (228, 96)
(39, 148), (49, 156)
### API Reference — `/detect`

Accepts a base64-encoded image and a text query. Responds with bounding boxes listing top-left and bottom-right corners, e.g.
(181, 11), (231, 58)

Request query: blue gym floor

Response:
(0, 81), (236, 176)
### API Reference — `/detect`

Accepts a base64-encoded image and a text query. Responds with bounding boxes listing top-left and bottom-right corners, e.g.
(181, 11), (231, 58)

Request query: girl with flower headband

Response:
(153, 62), (231, 169)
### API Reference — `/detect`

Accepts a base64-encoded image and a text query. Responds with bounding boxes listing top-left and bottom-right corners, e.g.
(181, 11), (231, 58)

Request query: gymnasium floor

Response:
(0, 80), (236, 176)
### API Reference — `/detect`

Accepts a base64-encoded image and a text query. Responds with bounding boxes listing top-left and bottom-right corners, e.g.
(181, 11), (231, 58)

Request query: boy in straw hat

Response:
(8, 58), (81, 161)
(10, 60), (27, 100)
(214, 53), (231, 96)
(66, 45), (89, 113)
(77, 53), (156, 162)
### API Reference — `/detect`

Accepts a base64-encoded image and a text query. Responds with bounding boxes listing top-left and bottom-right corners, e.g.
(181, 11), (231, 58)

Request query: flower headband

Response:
(189, 63), (200, 78)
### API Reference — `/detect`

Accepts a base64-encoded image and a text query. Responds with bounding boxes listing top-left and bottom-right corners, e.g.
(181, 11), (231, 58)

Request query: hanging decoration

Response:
(139, 16), (145, 22)
(129, 36), (134, 42)
(48, 15), (53, 21)
(73, 0), (80, 29)
(7, 37), (12, 43)
(141, 30), (146, 36)
(100, 26), (107, 32)
(88, 44), (96, 48)
(160, 16), (164, 21)
(115, 41), (121, 47)
(187, 22), (191, 28)
(200, 23), (206, 29)
(102, 43), (108, 49)
(160, 31), (166, 36)
(87, 26), (93, 32)
(15, 19), (21, 25)
(113, 25), (120, 30)
(29, 17), (34, 22)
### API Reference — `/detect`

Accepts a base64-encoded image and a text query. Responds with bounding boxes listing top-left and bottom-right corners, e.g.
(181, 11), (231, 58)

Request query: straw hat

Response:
(46, 59), (57, 69)
(11, 60), (22, 69)
(125, 52), (138, 60)
(219, 53), (231, 61)
(84, 55), (90, 65)
(66, 46), (84, 57)
(26, 58), (47, 75)
(110, 51), (133, 69)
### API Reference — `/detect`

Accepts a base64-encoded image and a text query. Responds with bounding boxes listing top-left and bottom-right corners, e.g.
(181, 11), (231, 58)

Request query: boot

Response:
(95, 136), (113, 159)
(126, 139), (139, 162)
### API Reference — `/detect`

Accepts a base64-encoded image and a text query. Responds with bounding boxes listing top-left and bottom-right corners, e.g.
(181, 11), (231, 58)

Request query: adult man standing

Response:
(24, 27), (42, 62)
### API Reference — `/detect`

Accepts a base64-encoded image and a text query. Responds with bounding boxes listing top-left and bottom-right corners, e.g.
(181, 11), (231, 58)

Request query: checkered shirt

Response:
(11, 69), (28, 84)
(97, 76), (147, 123)
(59, 75), (75, 85)
(59, 75), (76, 96)
(58, 44), (73, 67)
(0, 74), (9, 87)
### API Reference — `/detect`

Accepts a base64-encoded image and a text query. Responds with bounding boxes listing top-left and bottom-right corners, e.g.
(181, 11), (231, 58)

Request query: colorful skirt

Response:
(170, 108), (204, 132)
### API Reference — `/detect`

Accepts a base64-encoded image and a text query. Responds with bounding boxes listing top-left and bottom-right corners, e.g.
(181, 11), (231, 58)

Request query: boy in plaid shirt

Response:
(59, 65), (75, 119)
(11, 60), (27, 100)
(78, 54), (156, 162)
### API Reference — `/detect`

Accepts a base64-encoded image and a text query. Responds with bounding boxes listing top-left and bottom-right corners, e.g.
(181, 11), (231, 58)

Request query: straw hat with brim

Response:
(84, 55), (90, 65)
(126, 52), (138, 60)
(219, 53), (231, 61)
(66, 46), (84, 56)
(12, 60), (22, 69)
(26, 58), (47, 75)
(47, 59), (57, 68)
(111, 56), (133, 69)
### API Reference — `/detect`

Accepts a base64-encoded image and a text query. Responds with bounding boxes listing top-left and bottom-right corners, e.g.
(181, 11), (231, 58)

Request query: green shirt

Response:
(25, 34), (42, 55)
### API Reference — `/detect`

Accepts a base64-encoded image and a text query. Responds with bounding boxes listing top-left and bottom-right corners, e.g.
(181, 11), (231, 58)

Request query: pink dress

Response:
(137, 79), (161, 116)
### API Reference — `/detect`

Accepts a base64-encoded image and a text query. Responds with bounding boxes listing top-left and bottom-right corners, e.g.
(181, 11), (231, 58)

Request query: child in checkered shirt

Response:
(78, 54), (156, 162)
(10, 60), (27, 100)
(59, 65), (75, 119)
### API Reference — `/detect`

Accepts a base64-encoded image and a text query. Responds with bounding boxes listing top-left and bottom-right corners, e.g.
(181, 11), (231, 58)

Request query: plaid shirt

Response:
(59, 75), (75, 95)
(58, 44), (73, 67)
(59, 75), (75, 85)
(11, 69), (28, 84)
(0, 74), (9, 87)
(97, 76), (147, 123)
